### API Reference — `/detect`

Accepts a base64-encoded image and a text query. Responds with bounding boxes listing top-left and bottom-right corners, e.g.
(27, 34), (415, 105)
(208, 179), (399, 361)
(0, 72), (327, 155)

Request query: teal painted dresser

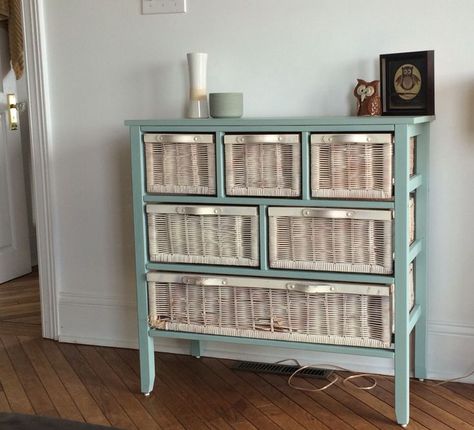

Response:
(125, 116), (433, 426)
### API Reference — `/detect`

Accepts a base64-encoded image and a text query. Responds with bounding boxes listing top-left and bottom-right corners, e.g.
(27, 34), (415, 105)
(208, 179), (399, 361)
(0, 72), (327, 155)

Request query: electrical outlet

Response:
(142, 0), (186, 14)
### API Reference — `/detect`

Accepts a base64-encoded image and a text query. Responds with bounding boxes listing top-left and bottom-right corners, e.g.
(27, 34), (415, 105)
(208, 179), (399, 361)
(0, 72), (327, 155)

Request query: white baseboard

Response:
(58, 292), (474, 383)
(426, 320), (474, 383)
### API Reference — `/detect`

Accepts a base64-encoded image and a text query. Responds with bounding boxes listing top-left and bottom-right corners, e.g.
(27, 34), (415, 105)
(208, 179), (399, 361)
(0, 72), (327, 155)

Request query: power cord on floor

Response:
(275, 359), (378, 392)
(276, 359), (474, 393)
(429, 369), (474, 386)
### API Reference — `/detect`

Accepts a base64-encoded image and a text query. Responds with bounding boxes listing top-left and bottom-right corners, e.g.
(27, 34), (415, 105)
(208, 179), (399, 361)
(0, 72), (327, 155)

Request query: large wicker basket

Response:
(147, 272), (402, 349)
(144, 133), (216, 195)
(147, 205), (259, 266)
(311, 133), (393, 199)
(224, 134), (301, 197)
(268, 207), (393, 274)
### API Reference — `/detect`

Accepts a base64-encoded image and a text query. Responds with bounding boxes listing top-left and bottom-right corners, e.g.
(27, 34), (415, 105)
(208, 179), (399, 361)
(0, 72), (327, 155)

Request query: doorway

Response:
(0, 16), (40, 336)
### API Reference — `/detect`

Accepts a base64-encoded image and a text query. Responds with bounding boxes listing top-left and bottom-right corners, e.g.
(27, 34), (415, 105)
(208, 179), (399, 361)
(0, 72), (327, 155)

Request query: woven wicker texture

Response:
(409, 196), (416, 244)
(145, 139), (215, 194)
(269, 211), (393, 274)
(148, 279), (392, 348)
(225, 138), (300, 196)
(410, 137), (416, 176)
(311, 138), (393, 199)
(147, 208), (259, 266)
(0, 0), (24, 79)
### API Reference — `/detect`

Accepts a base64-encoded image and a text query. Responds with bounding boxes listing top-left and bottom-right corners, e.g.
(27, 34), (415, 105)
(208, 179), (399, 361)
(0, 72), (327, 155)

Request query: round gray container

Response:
(209, 93), (243, 118)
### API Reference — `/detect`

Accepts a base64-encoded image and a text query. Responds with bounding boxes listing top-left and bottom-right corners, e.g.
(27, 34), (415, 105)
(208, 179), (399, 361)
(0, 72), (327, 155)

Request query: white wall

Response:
(42, 0), (474, 381)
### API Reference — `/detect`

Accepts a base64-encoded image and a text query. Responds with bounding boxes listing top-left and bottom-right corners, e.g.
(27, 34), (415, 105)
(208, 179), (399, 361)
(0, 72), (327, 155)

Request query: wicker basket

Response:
(268, 207), (393, 274)
(409, 196), (415, 244)
(311, 133), (393, 199)
(147, 205), (259, 266)
(410, 137), (416, 176)
(224, 134), (301, 197)
(147, 272), (398, 349)
(144, 134), (216, 195)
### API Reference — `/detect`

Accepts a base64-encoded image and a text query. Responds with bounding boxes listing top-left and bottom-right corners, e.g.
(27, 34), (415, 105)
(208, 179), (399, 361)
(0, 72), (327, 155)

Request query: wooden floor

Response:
(0, 272), (473, 429)
(0, 268), (42, 337)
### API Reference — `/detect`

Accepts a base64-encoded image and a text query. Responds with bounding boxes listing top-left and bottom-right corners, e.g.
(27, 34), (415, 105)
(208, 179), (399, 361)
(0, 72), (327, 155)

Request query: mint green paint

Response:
(130, 126), (155, 394)
(259, 205), (268, 271)
(408, 174), (423, 193)
(125, 115), (434, 127)
(409, 239), (423, 263)
(190, 340), (203, 358)
(301, 131), (311, 200)
(128, 116), (432, 424)
(215, 131), (225, 198)
(394, 124), (411, 426)
(143, 195), (395, 209)
(146, 262), (395, 284)
(409, 305), (422, 334)
(149, 329), (395, 359)
(413, 123), (429, 381)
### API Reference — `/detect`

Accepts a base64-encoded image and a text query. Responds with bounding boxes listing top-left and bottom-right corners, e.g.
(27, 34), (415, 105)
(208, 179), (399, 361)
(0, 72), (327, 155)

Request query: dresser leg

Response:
(139, 334), (155, 394)
(191, 340), (202, 358)
(395, 336), (410, 426)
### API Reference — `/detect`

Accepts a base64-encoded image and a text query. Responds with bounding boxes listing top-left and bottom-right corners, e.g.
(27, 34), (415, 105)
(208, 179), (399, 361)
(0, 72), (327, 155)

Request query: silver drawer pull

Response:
(176, 206), (223, 215)
(144, 134), (214, 144)
(286, 283), (388, 296)
(297, 208), (392, 221)
(182, 276), (228, 286)
(224, 134), (300, 144)
(286, 283), (333, 294)
(301, 209), (355, 218)
(311, 134), (393, 144)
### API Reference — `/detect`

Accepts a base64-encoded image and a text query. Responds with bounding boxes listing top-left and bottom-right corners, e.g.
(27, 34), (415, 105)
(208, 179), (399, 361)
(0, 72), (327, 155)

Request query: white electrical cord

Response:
(276, 359), (474, 393)
(275, 359), (378, 392)
(430, 369), (474, 386)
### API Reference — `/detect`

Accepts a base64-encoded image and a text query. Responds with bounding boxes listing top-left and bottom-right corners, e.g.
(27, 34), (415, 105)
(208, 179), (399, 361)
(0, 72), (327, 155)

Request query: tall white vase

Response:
(187, 52), (209, 118)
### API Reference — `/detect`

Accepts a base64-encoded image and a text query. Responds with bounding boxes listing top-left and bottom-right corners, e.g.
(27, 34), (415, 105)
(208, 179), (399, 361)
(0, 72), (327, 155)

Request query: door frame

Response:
(22, 0), (58, 339)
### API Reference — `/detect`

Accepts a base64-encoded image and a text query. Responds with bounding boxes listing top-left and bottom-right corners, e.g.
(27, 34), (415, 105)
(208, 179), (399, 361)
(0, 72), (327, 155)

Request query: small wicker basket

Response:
(311, 133), (393, 199)
(147, 205), (259, 266)
(144, 134), (216, 195)
(147, 272), (405, 349)
(224, 134), (301, 197)
(268, 207), (393, 274)
(410, 137), (416, 176)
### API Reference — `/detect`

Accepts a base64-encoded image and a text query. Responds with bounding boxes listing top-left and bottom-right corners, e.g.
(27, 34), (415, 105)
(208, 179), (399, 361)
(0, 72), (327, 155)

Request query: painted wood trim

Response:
(408, 174), (422, 192)
(393, 124), (411, 425)
(21, 0), (58, 340)
(146, 262), (395, 284)
(409, 239), (423, 263)
(130, 126), (155, 394)
(148, 329), (395, 359)
(143, 195), (395, 209)
(413, 123), (429, 381)
(125, 116), (434, 127)
(409, 305), (422, 333)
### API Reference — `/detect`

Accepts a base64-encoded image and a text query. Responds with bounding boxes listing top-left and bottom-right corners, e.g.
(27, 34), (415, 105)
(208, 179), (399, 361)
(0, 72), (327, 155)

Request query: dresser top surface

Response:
(125, 116), (434, 127)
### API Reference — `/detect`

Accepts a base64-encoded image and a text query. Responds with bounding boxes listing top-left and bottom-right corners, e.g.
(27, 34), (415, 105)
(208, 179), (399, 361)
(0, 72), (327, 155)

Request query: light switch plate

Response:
(142, 0), (187, 14)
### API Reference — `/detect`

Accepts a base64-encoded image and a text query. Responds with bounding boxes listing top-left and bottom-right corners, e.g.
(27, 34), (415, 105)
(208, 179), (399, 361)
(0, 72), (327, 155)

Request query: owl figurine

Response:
(354, 79), (382, 116)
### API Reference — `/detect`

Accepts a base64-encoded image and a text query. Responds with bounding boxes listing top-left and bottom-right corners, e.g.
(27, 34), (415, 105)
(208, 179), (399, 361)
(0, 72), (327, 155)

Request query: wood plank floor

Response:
(0, 272), (473, 429)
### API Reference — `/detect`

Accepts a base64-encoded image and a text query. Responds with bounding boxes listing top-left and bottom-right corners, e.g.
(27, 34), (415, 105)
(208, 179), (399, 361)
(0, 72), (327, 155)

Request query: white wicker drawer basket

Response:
(311, 133), (393, 199)
(224, 134), (301, 197)
(147, 205), (259, 266)
(144, 134), (216, 195)
(268, 207), (393, 274)
(147, 272), (409, 349)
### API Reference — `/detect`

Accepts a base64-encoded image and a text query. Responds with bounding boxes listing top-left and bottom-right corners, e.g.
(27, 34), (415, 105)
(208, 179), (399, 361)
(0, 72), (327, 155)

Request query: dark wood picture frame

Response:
(380, 50), (434, 116)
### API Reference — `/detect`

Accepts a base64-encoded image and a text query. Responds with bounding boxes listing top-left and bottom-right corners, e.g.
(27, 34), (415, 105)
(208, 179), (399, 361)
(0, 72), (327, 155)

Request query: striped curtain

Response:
(0, 0), (24, 79)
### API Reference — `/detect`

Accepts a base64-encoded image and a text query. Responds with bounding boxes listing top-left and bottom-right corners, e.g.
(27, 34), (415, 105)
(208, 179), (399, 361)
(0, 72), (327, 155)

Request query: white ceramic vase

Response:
(186, 52), (209, 118)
